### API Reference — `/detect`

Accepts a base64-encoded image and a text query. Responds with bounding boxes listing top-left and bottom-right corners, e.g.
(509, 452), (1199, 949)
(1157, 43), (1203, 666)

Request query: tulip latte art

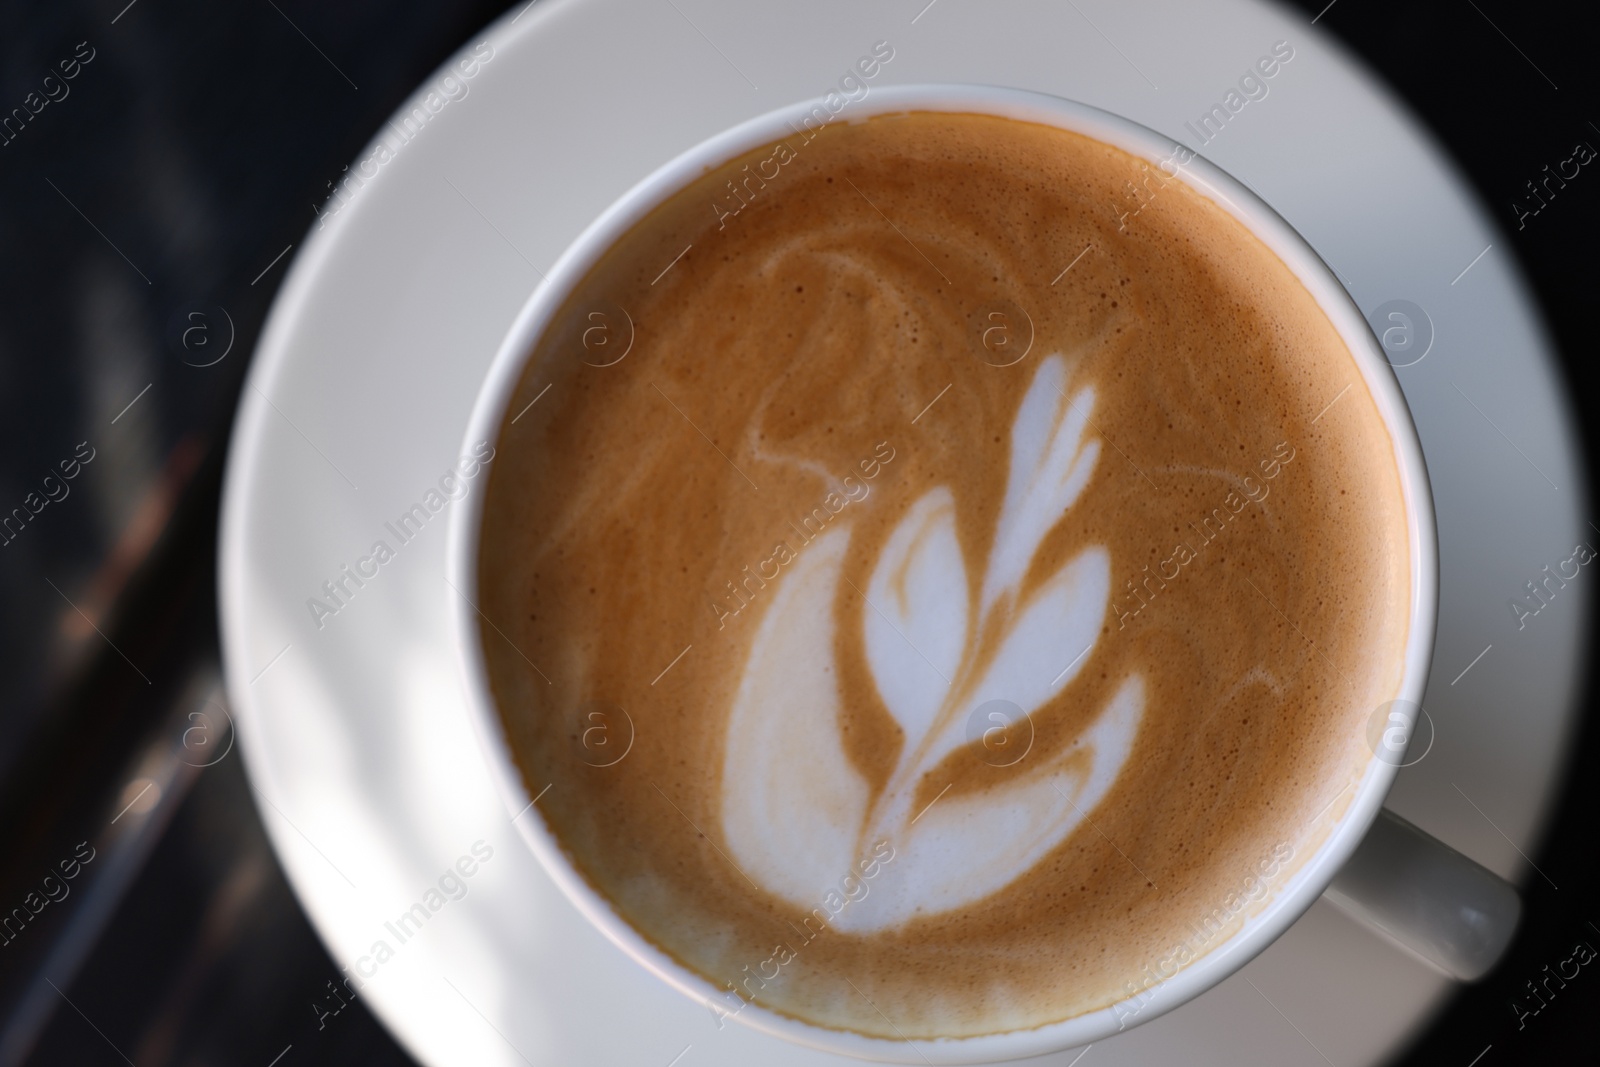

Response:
(477, 112), (1411, 1038)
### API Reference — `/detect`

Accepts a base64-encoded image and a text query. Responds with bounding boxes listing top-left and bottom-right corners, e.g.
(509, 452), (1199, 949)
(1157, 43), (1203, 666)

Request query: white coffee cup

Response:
(447, 84), (1520, 1064)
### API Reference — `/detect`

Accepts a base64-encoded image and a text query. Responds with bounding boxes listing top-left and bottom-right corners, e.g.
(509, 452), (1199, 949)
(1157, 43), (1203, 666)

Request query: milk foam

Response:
(722, 355), (1144, 930)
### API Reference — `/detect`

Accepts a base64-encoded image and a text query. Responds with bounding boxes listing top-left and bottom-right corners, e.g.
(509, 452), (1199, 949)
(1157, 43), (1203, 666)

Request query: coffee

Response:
(476, 111), (1410, 1038)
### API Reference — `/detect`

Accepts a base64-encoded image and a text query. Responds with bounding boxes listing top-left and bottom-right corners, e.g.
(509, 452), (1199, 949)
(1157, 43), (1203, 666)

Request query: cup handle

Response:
(1321, 807), (1521, 980)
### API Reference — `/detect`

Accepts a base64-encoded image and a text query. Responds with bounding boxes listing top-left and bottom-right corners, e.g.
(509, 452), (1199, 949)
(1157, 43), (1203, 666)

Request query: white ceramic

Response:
(219, 2), (1588, 1065)
(445, 83), (1508, 1064)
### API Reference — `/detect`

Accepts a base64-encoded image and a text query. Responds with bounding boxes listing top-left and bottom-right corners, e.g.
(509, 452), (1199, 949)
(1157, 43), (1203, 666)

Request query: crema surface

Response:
(477, 111), (1411, 1038)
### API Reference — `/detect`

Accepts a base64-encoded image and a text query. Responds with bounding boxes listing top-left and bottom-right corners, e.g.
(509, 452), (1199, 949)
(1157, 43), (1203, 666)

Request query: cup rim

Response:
(445, 82), (1439, 1063)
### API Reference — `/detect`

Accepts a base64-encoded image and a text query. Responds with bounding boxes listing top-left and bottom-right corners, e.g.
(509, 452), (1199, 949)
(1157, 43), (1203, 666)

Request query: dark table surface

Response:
(1, 1), (1596, 1064)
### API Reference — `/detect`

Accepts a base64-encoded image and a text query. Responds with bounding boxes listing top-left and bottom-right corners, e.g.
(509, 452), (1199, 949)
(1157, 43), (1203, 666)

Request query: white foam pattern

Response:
(720, 355), (1145, 929)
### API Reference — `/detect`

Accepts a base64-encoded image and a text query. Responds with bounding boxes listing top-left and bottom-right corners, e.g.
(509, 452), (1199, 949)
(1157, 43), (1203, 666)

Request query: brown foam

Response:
(477, 111), (1411, 1038)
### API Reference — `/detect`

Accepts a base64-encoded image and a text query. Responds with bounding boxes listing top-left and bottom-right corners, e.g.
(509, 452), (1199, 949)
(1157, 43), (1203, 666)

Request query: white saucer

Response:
(219, 1), (1587, 1064)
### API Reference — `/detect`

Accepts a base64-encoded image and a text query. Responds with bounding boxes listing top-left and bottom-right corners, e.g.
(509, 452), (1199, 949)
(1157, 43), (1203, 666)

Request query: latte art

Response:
(722, 355), (1145, 932)
(477, 111), (1411, 1038)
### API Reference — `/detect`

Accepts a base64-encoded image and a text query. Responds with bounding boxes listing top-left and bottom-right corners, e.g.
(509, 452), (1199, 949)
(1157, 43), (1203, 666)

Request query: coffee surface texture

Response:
(477, 111), (1411, 1038)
